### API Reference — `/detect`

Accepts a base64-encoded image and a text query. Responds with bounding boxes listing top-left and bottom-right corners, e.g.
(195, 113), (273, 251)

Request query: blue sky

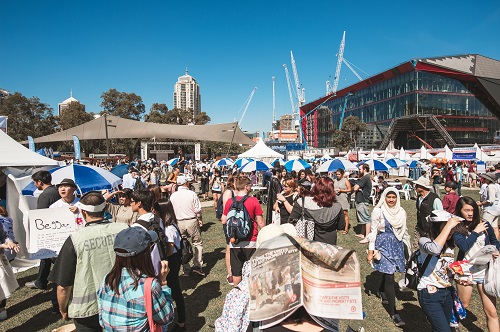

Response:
(2, 1), (500, 135)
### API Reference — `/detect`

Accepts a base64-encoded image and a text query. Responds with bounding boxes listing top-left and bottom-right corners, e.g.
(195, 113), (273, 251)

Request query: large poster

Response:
(28, 207), (77, 259)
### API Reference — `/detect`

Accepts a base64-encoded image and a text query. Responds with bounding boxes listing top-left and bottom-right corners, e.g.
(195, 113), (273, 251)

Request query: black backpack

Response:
(225, 192), (252, 244)
(134, 177), (145, 190)
(172, 224), (193, 265)
(136, 215), (169, 260)
(403, 249), (433, 290)
(215, 195), (224, 220)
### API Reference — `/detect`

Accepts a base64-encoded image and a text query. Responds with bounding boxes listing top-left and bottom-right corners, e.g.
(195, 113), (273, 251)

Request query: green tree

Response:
(341, 115), (367, 148)
(145, 105), (211, 125)
(0, 92), (57, 141)
(100, 89), (145, 120)
(58, 101), (94, 130)
(331, 130), (350, 151)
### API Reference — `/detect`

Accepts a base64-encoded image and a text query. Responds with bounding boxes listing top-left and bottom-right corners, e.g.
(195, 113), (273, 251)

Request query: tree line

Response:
(0, 88), (241, 158)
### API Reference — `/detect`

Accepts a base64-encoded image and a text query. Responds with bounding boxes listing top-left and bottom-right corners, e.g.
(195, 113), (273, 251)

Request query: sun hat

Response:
(56, 178), (77, 188)
(256, 223), (297, 248)
(298, 178), (313, 191)
(114, 227), (158, 257)
(411, 176), (432, 189)
(478, 172), (496, 183)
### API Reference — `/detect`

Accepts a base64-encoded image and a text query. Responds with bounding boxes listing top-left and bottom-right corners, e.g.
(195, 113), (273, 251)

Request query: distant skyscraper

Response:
(58, 90), (83, 116)
(173, 69), (201, 116)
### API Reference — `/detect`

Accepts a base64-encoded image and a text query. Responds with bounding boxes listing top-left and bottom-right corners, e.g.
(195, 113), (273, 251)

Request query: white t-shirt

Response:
(164, 225), (181, 254)
(50, 197), (84, 228)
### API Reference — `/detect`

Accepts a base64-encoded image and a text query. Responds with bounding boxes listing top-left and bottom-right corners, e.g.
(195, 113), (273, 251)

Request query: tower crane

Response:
(272, 77), (276, 129)
(283, 64), (297, 117)
(290, 51), (305, 106)
(239, 87), (257, 129)
(327, 31), (366, 95)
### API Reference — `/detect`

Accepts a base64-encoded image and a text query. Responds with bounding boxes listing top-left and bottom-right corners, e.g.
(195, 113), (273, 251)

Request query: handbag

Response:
(449, 285), (466, 327)
(401, 250), (432, 291)
(484, 256), (500, 298)
(295, 197), (315, 241)
(144, 278), (163, 332)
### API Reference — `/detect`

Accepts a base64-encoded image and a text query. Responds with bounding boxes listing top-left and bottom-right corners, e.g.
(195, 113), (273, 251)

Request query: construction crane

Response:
(238, 87), (257, 129)
(272, 77), (276, 129)
(283, 64), (297, 116)
(290, 51), (305, 105)
(327, 31), (366, 95)
(338, 93), (354, 130)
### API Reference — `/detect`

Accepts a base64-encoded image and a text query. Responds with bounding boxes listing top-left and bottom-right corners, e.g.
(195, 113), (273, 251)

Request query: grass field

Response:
(0, 188), (498, 331)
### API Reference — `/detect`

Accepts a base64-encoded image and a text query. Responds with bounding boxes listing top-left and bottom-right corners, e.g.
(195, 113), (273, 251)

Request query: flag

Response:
(73, 135), (81, 160)
(27, 136), (36, 151)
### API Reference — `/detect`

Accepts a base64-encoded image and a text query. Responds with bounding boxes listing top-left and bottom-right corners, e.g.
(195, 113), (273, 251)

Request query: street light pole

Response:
(104, 113), (110, 160)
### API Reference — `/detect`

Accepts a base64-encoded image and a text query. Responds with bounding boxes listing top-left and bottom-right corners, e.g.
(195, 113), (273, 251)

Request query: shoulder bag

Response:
(144, 278), (163, 332)
(295, 197), (315, 241)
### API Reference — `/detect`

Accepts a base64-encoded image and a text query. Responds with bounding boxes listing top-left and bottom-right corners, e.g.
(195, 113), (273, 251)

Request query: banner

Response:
(27, 136), (36, 152)
(195, 143), (201, 161)
(28, 207), (77, 259)
(73, 135), (81, 160)
(452, 152), (476, 160)
(0, 116), (7, 133)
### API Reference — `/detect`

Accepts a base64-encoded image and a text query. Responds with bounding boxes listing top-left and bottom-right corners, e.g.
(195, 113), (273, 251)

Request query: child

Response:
(0, 221), (20, 320)
(442, 181), (460, 214)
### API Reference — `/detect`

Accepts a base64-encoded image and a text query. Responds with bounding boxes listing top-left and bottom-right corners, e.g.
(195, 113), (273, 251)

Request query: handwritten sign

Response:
(28, 207), (77, 259)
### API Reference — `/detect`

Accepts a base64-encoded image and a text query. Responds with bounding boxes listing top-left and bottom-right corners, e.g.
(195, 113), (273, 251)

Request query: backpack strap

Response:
(135, 218), (151, 230)
(171, 224), (182, 252)
(144, 278), (157, 332)
(418, 252), (433, 278)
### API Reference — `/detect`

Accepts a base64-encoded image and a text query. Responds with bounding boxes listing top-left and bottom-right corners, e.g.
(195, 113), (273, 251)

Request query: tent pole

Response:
(104, 113), (110, 160)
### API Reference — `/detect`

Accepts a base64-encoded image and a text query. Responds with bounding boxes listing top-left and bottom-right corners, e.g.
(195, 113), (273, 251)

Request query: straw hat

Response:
(256, 223), (297, 248)
(411, 176), (432, 189)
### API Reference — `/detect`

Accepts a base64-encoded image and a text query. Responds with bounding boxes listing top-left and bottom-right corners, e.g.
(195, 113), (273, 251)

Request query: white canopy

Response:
(0, 130), (59, 167)
(238, 140), (284, 163)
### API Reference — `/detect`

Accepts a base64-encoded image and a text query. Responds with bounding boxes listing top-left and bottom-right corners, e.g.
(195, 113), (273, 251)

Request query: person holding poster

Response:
(48, 192), (127, 332)
(49, 179), (83, 227)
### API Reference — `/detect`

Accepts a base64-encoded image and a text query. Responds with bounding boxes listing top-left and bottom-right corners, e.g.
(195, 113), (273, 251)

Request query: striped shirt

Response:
(97, 268), (174, 331)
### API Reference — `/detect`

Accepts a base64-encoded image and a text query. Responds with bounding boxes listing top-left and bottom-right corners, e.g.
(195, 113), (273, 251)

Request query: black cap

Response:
(57, 178), (77, 188)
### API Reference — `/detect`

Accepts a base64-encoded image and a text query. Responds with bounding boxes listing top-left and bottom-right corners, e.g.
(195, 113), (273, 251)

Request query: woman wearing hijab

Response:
(366, 187), (410, 327)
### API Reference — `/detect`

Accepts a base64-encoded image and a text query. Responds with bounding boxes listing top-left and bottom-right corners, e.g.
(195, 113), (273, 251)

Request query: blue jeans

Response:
(457, 181), (462, 196)
(418, 287), (453, 332)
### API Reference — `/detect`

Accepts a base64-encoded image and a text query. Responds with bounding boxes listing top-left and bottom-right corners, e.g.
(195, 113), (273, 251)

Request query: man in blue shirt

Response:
(454, 162), (463, 196)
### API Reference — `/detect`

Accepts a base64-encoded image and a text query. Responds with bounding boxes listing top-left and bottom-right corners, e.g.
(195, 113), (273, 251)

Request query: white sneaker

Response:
(0, 309), (7, 321)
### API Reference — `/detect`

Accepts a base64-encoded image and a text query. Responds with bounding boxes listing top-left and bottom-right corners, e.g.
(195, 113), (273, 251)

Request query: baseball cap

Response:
(114, 227), (158, 257)
(57, 178), (77, 188)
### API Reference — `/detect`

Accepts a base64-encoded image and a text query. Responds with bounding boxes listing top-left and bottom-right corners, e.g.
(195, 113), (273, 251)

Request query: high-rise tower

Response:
(173, 69), (201, 116)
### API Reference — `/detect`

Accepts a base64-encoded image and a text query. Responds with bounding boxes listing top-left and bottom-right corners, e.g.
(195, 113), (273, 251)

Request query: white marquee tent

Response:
(0, 130), (59, 167)
(238, 140), (284, 163)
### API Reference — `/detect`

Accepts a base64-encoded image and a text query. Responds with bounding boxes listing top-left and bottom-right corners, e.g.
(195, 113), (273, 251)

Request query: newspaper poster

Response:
(28, 207), (77, 259)
(468, 244), (499, 265)
(249, 235), (302, 322)
(249, 234), (361, 330)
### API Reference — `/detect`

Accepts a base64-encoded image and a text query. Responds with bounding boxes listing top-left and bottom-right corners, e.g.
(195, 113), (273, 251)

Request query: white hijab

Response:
(375, 187), (407, 241)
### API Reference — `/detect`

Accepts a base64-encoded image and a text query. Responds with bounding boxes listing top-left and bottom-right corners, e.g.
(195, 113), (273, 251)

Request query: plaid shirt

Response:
(98, 268), (174, 331)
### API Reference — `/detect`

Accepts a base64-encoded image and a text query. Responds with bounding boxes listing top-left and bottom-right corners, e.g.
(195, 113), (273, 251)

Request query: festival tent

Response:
(238, 140), (284, 163)
(0, 130), (59, 168)
(23, 115), (255, 146)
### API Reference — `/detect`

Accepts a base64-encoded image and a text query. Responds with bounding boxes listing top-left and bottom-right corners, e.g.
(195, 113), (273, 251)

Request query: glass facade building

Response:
(300, 54), (500, 149)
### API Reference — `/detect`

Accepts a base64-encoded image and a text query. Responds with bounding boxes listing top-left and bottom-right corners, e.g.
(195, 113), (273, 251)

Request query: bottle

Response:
(347, 312), (366, 332)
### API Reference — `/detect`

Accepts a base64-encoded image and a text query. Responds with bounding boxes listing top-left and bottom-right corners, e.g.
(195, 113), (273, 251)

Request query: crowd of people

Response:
(0, 156), (499, 332)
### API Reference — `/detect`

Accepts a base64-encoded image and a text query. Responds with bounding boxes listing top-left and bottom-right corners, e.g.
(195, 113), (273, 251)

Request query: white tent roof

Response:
(238, 140), (284, 160)
(0, 130), (59, 167)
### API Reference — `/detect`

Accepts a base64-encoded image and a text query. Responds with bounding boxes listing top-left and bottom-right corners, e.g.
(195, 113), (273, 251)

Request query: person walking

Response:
(453, 196), (500, 332)
(430, 168), (442, 197)
(97, 227), (175, 331)
(49, 192), (127, 331)
(274, 178), (298, 225)
(412, 177), (443, 250)
(477, 172), (500, 239)
(354, 164), (372, 243)
(266, 167), (283, 225)
(454, 162), (464, 196)
(221, 175), (265, 287)
(289, 177), (345, 246)
(156, 199), (187, 332)
(170, 174), (205, 277)
(333, 168), (352, 234)
(366, 188), (409, 327)
(210, 169), (224, 210)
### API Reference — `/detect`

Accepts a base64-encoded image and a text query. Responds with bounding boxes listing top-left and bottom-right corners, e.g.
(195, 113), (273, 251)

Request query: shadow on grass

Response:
(6, 307), (61, 332)
(460, 309), (482, 332)
(398, 302), (431, 331)
(182, 280), (222, 331)
(180, 247), (225, 291)
(201, 221), (215, 233)
(6, 290), (53, 317)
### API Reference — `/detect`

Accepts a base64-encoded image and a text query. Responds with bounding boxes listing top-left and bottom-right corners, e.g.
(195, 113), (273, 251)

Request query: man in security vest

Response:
(49, 192), (127, 331)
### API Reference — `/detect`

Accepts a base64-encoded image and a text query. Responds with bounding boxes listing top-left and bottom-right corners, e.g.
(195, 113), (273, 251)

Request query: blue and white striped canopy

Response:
(213, 158), (234, 167)
(284, 159), (312, 172)
(239, 160), (272, 172)
(317, 159), (358, 172)
(234, 158), (253, 168)
(385, 158), (407, 168)
(167, 158), (178, 166)
(358, 159), (392, 172)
